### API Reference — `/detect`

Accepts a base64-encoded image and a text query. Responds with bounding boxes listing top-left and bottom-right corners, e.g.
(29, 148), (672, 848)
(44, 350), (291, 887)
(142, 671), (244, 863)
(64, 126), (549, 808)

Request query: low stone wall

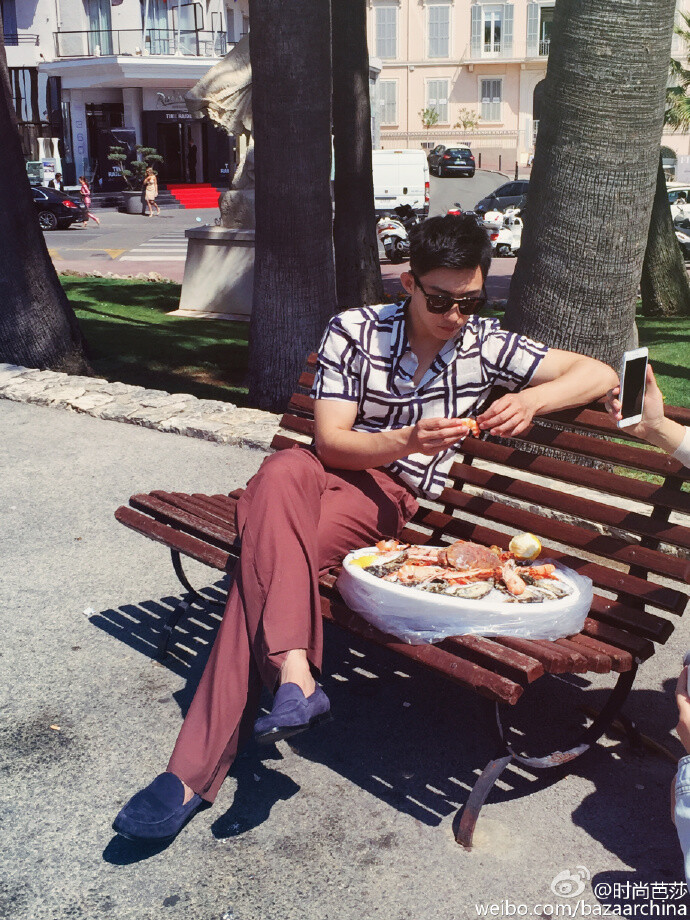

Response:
(0, 363), (280, 451)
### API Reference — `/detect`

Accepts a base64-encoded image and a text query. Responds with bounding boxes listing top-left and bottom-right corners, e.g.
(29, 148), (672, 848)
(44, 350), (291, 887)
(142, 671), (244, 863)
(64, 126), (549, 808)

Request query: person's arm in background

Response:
(674, 668), (690, 885)
(605, 365), (689, 464)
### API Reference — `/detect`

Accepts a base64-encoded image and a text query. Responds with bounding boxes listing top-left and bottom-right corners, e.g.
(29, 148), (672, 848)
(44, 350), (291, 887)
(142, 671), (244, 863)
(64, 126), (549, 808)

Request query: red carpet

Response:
(166, 183), (222, 209)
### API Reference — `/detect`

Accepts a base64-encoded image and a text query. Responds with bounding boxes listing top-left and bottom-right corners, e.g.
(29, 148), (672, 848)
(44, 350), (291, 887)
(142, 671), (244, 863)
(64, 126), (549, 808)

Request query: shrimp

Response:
(500, 560), (527, 596)
(524, 564), (557, 579)
(457, 417), (481, 437)
(375, 539), (409, 553)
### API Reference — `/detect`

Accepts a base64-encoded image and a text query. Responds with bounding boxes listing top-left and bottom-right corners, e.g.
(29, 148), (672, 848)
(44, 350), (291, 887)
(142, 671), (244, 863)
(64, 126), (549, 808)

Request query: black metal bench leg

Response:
(157, 550), (232, 659)
(157, 599), (191, 660)
(455, 664), (638, 848)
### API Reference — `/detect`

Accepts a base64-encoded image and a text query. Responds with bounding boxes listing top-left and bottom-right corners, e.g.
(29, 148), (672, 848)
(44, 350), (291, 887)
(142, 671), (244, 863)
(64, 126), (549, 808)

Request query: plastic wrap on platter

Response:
(336, 540), (593, 646)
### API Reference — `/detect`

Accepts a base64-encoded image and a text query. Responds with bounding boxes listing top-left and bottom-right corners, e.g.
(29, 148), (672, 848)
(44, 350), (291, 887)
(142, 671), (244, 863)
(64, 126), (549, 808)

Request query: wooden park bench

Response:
(115, 355), (690, 847)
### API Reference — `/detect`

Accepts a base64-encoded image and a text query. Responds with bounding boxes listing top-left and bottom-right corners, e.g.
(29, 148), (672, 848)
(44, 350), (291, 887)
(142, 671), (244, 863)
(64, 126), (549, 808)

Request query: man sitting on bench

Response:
(113, 214), (618, 843)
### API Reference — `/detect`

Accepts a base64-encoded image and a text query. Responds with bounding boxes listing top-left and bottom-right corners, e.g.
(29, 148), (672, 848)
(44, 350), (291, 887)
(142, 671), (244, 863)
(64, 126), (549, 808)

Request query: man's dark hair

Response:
(409, 214), (492, 279)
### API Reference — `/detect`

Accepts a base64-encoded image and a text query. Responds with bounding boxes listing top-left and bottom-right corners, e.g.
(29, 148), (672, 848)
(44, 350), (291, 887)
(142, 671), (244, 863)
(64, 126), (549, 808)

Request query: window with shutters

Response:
(470, 3), (513, 58)
(539, 6), (554, 55)
(480, 78), (502, 122)
(427, 79), (449, 123)
(375, 3), (397, 60)
(482, 4), (502, 54)
(428, 3), (450, 59)
(379, 81), (398, 125)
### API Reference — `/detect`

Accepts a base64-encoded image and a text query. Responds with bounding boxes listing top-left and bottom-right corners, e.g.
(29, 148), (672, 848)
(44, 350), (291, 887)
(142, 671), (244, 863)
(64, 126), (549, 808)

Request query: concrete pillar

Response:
(69, 90), (89, 181)
(123, 87), (143, 144)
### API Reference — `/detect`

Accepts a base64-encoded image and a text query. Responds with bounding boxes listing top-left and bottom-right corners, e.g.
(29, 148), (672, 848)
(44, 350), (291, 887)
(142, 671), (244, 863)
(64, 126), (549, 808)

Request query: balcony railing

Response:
(54, 28), (227, 59)
(462, 39), (550, 61)
(3, 33), (40, 46)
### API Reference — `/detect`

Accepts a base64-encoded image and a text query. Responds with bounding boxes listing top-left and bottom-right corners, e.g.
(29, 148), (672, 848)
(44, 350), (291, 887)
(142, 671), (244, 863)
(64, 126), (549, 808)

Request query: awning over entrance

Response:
(38, 55), (216, 89)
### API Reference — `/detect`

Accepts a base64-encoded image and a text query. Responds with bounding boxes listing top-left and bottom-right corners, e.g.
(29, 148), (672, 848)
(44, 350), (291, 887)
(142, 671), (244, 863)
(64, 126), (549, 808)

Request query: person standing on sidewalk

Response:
(143, 167), (161, 217)
(112, 214), (618, 844)
(78, 176), (100, 227)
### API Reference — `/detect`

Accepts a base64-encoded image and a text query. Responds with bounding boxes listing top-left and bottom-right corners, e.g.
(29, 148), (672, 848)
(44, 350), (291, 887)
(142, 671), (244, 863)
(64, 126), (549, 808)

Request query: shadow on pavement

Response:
(91, 584), (684, 878)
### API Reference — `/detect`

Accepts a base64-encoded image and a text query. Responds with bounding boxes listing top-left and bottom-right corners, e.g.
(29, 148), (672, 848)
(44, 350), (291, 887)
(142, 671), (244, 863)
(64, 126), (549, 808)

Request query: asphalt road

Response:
(427, 168), (512, 217)
(1, 397), (687, 920)
(45, 171), (514, 280)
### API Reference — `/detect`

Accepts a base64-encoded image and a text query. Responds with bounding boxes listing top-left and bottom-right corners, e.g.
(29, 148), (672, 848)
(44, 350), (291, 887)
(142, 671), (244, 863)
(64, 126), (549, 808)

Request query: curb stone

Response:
(0, 363), (281, 451)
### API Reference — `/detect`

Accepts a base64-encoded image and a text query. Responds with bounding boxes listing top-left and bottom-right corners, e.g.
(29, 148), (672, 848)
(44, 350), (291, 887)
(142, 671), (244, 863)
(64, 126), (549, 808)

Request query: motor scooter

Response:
(392, 201), (423, 233)
(377, 213), (409, 264)
(483, 206), (522, 257)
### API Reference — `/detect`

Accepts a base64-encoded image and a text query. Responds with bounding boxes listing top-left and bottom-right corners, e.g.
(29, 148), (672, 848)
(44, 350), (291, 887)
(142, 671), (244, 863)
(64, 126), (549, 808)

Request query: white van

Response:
(372, 148), (429, 213)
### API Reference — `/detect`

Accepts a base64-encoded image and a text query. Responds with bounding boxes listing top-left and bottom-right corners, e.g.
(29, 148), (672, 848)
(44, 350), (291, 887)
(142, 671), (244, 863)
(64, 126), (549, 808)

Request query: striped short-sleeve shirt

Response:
(312, 300), (547, 498)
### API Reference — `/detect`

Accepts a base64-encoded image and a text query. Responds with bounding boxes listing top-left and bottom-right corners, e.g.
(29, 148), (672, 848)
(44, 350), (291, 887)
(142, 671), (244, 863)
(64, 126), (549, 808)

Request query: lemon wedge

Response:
(349, 554), (377, 568)
(509, 532), (542, 561)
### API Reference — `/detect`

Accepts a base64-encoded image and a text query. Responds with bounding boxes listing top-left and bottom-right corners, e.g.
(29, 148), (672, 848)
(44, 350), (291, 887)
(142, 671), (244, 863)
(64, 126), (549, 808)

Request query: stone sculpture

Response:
(185, 34), (255, 229)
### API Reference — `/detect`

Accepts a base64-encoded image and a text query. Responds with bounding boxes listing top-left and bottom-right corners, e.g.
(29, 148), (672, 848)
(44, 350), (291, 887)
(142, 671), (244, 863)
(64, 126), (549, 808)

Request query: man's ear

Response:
(400, 271), (415, 295)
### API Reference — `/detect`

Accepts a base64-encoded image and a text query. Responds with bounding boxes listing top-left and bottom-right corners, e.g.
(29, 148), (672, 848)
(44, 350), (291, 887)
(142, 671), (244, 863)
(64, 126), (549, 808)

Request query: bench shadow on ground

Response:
(92, 578), (685, 879)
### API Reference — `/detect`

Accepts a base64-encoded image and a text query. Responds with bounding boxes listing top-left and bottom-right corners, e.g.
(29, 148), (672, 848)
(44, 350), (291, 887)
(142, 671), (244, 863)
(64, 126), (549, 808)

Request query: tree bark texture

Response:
(0, 27), (90, 374)
(248, 0), (336, 412)
(640, 155), (690, 316)
(504, 0), (676, 367)
(332, 0), (385, 308)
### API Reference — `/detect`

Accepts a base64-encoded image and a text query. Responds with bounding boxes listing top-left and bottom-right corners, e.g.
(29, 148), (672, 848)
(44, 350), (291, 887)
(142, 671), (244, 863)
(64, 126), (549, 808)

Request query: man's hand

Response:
(408, 417), (473, 455)
(477, 390), (539, 438)
(675, 667), (690, 756)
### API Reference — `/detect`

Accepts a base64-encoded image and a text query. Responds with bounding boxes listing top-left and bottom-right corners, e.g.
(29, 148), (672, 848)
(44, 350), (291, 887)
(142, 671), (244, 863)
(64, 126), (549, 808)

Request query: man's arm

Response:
(477, 348), (618, 438)
(313, 400), (472, 471)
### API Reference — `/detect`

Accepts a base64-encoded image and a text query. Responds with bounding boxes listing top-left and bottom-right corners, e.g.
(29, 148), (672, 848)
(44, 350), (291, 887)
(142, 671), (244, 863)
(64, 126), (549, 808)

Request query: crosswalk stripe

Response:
(119, 255), (187, 262)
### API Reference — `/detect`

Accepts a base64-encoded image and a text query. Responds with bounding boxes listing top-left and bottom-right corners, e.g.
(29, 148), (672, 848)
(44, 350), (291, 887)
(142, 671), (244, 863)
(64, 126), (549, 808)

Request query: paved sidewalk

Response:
(1, 397), (688, 920)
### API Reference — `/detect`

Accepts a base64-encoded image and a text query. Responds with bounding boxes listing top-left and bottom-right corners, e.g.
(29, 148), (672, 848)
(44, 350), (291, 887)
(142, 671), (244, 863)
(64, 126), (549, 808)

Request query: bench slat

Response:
(440, 635), (545, 683)
(129, 494), (240, 553)
(581, 618), (655, 661)
(511, 424), (690, 481)
(587, 595), (674, 644)
(450, 463), (690, 552)
(115, 506), (230, 571)
(491, 637), (580, 674)
(569, 634), (632, 672)
(554, 637), (610, 673)
(320, 593), (524, 705)
(460, 439), (690, 515)
(152, 491), (239, 528)
(439, 487), (690, 583)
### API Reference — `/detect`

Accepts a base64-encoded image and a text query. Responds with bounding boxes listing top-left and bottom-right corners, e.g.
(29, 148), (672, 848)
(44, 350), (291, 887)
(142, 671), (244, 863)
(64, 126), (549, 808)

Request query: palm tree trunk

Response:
(640, 154), (690, 316)
(504, 0), (676, 367)
(247, 0), (336, 411)
(0, 26), (90, 374)
(332, 0), (385, 308)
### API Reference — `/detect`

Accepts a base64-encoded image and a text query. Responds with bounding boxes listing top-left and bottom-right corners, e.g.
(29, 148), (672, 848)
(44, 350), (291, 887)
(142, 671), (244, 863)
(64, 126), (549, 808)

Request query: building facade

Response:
(367, 0), (690, 168)
(3, 0), (249, 187)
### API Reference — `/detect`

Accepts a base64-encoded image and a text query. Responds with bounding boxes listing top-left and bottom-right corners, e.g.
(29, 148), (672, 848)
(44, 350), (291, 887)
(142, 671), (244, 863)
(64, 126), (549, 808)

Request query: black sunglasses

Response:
(411, 272), (487, 315)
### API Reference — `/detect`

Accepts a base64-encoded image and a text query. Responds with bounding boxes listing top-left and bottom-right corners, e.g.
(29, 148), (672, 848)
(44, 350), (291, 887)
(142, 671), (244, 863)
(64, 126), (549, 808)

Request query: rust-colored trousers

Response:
(167, 447), (419, 802)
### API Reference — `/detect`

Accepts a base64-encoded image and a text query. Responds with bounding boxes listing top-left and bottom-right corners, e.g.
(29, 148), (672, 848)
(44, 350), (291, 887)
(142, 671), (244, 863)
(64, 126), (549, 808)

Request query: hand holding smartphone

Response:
(617, 347), (649, 428)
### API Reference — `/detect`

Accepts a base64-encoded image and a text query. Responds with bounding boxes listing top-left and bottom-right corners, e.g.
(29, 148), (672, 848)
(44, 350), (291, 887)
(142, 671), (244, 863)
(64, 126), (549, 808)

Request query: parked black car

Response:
(427, 145), (476, 178)
(475, 180), (529, 214)
(32, 185), (87, 230)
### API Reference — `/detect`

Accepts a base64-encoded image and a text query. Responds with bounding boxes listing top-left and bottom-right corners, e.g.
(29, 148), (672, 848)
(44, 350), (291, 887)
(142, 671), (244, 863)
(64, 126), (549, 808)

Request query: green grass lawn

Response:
(63, 276), (250, 405)
(62, 276), (690, 410)
(636, 313), (690, 409)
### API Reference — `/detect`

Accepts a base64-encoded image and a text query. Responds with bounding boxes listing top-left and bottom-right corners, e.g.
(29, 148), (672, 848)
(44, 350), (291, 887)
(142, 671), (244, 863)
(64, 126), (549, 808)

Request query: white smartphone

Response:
(617, 347), (649, 428)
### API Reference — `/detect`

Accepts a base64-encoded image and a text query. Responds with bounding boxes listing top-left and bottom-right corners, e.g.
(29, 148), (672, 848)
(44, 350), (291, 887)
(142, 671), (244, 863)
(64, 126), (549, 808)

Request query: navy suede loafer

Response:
(254, 682), (332, 745)
(112, 772), (204, 842)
